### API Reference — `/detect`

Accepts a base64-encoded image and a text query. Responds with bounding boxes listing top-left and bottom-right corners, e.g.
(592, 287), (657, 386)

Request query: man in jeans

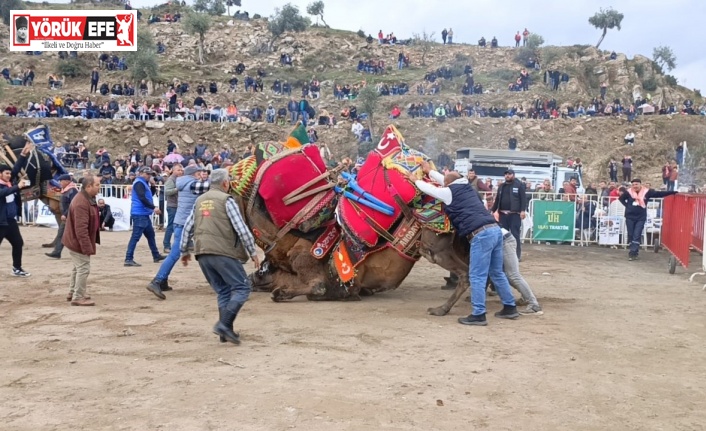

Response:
(124, 167), (165, 267)
(411, 163), (518, 326)
(146, 164), (208, 298)
(179, 169), (259, 344)
(162, 164), (183, 253)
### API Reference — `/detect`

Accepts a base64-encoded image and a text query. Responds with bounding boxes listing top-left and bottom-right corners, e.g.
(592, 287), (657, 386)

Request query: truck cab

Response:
(453, 147), (584, 192)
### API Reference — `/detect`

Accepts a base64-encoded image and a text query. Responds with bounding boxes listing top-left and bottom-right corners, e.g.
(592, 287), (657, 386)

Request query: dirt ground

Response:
(1, 227), (705, 431)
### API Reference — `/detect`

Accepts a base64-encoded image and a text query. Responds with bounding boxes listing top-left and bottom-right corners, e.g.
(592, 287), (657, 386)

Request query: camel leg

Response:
(270, 239), (329, 301)
(428, 275), (469, 316)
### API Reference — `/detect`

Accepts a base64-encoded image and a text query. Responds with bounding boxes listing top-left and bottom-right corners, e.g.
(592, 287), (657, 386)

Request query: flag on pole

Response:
(282, 122), (310, 149)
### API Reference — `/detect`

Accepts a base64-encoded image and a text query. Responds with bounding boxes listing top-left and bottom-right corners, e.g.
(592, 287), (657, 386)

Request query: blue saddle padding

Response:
(342, 190), (395, 216)
(341, 172), (395, 213)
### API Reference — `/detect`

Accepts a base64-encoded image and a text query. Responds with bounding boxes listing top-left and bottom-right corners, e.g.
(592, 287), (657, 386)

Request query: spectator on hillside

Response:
(522, 28), (530, 46)
(447, 28), (454, 44)
(390, 105), (401, 119)
(478, 37), (486, 47)
(351, 119), (364, 139)
(624, 131), (635, 146)
(514, 31), (521, 47)
(5, 103), (18, 116)
(90, 68), (99, 93)
(491, 37), (498, 48)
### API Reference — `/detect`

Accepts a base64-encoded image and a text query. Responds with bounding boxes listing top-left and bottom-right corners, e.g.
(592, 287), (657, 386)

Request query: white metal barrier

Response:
(516, 192), (664, 248)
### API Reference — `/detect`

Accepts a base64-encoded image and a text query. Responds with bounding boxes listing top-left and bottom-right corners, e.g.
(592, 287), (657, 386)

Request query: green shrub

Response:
(695, 89), (702, 98)
(356, 29), (365, 38)
(665, 75), (678, 87)
(514, 47), (534, 66)
(634, 63), (645, 78)
(56, 58), (88, 78)
(642, 76), (658, 92)
(253, 13), (261, 19)
(454, 52), (470, 62)
(540, 47), (561, 67)
(489, 69), (519, 82)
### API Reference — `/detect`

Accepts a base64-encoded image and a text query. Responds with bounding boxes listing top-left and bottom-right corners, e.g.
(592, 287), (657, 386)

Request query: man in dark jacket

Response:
(97, 198), (115, 231)
(491, 169), (528, 259)
(619, 179), (676, 260)
(46, 174), (79, 259)
(411, 162), (518, 326)
(0, 164), (32, 277)
(63, 174), (101, 306)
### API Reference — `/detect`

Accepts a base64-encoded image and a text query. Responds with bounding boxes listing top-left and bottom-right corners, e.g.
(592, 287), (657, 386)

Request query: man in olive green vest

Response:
(180, 169), (259, 345)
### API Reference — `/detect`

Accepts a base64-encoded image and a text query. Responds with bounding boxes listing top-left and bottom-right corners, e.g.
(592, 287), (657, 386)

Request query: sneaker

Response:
(45, 253), (61, 259)
(12, 267), (31, 277)
(163, 247), (171, 254)
(494, 305), (520, 319)
(458, 313), (488, 326)
(124, 260), (142, 267)
(519, 305), (544, 316)
(153, 255), (167, 263)
(71, 298), (95, 306)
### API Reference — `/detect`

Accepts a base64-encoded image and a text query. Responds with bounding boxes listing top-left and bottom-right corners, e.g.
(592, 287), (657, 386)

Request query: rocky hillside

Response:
(0, 2), (704, 185)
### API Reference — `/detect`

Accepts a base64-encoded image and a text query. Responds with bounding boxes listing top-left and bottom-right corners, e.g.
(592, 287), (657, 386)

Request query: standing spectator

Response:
(619, 179), (676, 261)
(600, 82), (608, 100)
(124, 167), (165, 266)
(179, 169), (259, 344)
(668, 160), (679, 191)
(45, 174), (79, 259)
(522, 28), (530, 46)
(90, 68), (99, 93)
(675, 143), (684, 167)
(168, 88), (177, 118)
(447, 28), (453, 44)
(62, 174), (102, 306)
(609, 158), (619, 182)
(163, 163), (183, 252)
(662, 162), (671, 186)
(410, 164), (518, 326)
(514, 31), (521, 47)
(490, 169), (527, 259)
(0, 163), (32, 277)
(441, 28), (448, 44)
(621, 155), (633, 182)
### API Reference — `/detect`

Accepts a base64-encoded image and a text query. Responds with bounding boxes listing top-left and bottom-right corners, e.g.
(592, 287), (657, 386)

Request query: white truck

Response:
(453, 147), (584, 192)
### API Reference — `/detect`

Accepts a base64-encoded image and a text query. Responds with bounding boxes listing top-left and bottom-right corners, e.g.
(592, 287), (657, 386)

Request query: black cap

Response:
(504, 169), (515, 175)
(58, 174), (72, 181)
(15, 16), (28, 28)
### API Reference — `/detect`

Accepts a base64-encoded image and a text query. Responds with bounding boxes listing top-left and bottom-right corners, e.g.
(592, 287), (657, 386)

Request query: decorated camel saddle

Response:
(1, 125), (68, 202)
(229, 129), (338, 251)
(330, 125), (435, 283)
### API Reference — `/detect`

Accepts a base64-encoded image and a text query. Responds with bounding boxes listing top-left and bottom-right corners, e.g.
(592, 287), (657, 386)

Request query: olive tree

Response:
(357, 84), (380, 142)
(653, 46), (677, 72)
(306, 1), (328, 27)
(183, 12), (212, 64)
(268, 3), (310, 47)
(588, 7), (624, 49)
(126, 27), (160, 88)
(412, 30), (436, 66)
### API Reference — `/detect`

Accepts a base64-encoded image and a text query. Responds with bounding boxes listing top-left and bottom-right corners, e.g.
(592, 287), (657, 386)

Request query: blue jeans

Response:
(626, 218), (645, 256)
(125, 215), (160, 261)
(197, 254), (251, 310)
(300, 110), (309, 124)
(289, 111), (297, 124)
(469, 227), (516, 315)
(163, 207), (177, 249)
(156, 224), (183, 282)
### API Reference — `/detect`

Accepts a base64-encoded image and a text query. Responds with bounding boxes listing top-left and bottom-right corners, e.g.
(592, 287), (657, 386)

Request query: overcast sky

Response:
(33, 0), (706, 92)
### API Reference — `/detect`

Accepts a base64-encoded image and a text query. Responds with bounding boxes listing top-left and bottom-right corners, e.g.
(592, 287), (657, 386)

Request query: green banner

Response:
(532, 200), (576, 241)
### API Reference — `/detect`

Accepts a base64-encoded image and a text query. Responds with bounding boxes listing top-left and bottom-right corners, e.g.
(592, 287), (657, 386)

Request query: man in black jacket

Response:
(0, 163), (32, 277)
(619, 179), (676, 261)
(491, 169), (527, 259)
(46, 174), (78, 259)
(97, 198), (115, 231)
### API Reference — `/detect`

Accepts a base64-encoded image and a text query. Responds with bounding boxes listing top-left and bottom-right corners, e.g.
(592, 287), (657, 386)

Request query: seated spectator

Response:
(1, 68), (10, 82)
(156, 41), (165, 54)
(228, 76), (238, 92)
(390, 105), (401, 119)
(351, 119), (364, 139)
(209, 81), (218, 94)
(276, 107), (287, 125)
(624, 132), (635, 146)
(226, 102), (238, 122)
(491, 37), (498, 48)
(4, 103), (18, 116)
(610, 51), (617, 60)
(265, 105), (275, 123)
(478, 37), (486, 47)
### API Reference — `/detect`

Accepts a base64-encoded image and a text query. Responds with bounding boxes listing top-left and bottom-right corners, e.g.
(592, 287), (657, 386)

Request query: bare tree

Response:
(412, 30), (436, 66)
(588, 7), (624, 49)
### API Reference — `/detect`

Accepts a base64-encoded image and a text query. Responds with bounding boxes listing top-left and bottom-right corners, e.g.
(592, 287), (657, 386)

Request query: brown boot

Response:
(67, 293), (91, 301)
(71, 298), (95, 306)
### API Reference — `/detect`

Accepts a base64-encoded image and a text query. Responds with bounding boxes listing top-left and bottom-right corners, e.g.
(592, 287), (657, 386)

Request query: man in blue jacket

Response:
(0, 164), (32, 277)
(410, 162), (519, 326)
(124, 167), (166, 266)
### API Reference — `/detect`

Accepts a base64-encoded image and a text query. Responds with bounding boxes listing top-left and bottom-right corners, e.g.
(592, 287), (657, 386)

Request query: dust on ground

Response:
(1, 227), (705, 431)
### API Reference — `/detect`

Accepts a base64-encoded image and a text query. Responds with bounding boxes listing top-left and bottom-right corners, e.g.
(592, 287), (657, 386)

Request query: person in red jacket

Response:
(62, 174), (102, 306)
(514, 31), (521, 47)
(390, 105), (401, 119)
